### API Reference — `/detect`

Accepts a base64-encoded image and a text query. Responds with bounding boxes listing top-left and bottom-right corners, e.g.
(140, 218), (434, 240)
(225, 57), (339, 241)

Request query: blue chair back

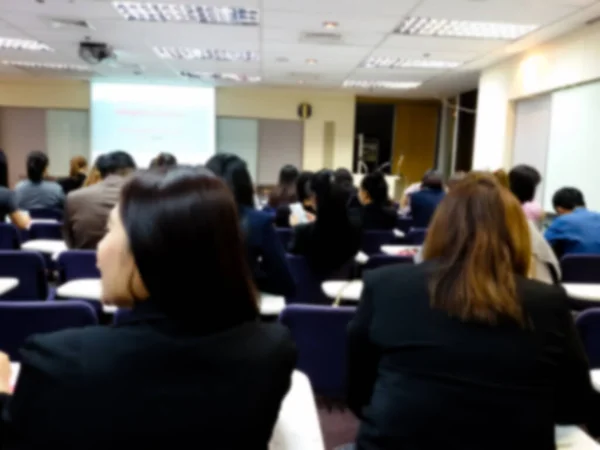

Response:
(576, 308), (600, 368)
(0, 224), (20, 250)
(29, 222), (63, 240)
(280, 305), (356, 399)
(0, 301), (97, 361)
(396, 216), (413, 233)
(361, 230), (395, 255)
(364, 254), (414, 271)
(28, 208), (63, 221)
(57, 250), (99, 282)
(0, 251), (47, 300)
(561, 254), (600, 283)
(285, 254), (354, 305)
(275, 228), (293, 250)
(406, 227), (428, 245)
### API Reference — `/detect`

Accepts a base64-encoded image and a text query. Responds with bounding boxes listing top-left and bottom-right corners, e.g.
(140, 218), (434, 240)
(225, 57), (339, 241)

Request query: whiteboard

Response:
(544, 82), (600, 211)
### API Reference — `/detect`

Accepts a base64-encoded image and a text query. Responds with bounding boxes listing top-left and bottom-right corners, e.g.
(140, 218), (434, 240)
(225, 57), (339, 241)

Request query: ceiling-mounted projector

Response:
(78, 41), (114, 64)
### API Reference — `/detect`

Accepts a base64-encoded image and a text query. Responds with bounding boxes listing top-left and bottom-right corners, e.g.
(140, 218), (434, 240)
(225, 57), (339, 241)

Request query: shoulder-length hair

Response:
(422, 172), (531, 325)
(119, 167), (258, 327)
(205, 154), (255, 209)
(69, 156), (88, 178)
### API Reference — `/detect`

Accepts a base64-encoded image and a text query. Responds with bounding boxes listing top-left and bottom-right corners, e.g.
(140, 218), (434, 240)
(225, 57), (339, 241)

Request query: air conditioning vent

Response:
(49, 18), (94, 30)
(299, 31), (343, 44)
(287, 72), (320, 81)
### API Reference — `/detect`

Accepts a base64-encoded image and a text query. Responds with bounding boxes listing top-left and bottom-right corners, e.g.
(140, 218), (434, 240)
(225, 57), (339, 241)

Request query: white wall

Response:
(217, 118), (259, 181)
(46, 110), (90, 177)
(474, 21), (600, 171)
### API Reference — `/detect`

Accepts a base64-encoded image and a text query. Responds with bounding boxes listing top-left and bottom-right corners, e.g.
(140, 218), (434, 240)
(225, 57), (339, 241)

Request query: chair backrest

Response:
(406, 227), (428, 245)
(285, 254), (354, 305)
(396, 216), (413, 233)
(280, 305), (356, 399)
(0, 301), (97, 361)
(0, 251), (48, 300)
(29, 223), (63, 241)
(364, 254), (414, 272)
(28, 208), (63, 221)
(576, 308), (600, 368)
(275, 228), (293, 250)
(561, 254), (600, 283)
(57, 250), (100, 282)
(361, 230), (395, 255)
(0, 223), (20, 250)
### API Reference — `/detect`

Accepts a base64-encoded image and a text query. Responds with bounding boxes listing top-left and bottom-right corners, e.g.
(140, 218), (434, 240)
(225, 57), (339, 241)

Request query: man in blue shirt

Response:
(544, 187), (600, 257)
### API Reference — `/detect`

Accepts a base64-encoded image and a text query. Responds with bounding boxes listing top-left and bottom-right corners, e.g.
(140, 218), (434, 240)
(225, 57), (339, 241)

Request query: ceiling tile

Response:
(262, 28), (384, 48)
(263, 0), (420, 15)
(262, 10), (400, 33)
(379, 35), (506, 53)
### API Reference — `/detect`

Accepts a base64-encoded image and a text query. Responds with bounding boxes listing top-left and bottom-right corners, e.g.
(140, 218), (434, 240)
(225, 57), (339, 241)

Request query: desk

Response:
(380, 245), (421, 256)
(562, 284), (600, 302)
(555, 425), (600, 448)
(0, 278), (18, 296)
(322, 280), (363, 302)
(260, 293), (286, 316)
(21, 239), (67, 255)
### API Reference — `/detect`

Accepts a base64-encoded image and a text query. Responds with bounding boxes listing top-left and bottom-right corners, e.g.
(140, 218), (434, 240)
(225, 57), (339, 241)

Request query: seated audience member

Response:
(82, 156), (105, 188)
(509, 164), (544, 223)
(149, 152), (177, 170)
(409, 170), (445, 228)
(289, 169), (361, 276)
(335, 168), (361, 209)
(269, 165), (299, 227)
(0, 187), (30, 230)
(64, 151), (136, 249)
(358, 171), (397, 230)
(206, 154), (295, 297)
(0, 167), (296, 449)
(289, 171), (315, 225)
(348, 173), (591, 450)
(500, 167), (560, 283)
(446, 171), (466, 191)
(15, 151), (64, 210)
(58, 156), (88, 195)
(545, 187), (600, 257)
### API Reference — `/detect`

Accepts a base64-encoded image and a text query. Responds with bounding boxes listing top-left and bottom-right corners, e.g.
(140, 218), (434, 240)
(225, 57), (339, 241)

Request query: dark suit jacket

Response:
(289, 221), (361, 277)
(361, 204), (397, 230)
(409, 188), (445, 228)
(63, 175), (126, 249)
(348, 262), (592, 450)
(241, 207), (295, 297)
(1, 301), (296, 449)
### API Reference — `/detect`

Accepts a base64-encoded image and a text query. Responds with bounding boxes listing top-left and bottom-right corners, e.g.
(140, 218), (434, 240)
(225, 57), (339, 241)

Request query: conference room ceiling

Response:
(0, 0), (599, 98)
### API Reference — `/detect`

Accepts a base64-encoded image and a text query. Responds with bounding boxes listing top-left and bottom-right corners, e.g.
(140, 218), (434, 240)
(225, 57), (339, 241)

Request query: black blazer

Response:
(1, 302), (296, 449)
(348, 262), (592, 450)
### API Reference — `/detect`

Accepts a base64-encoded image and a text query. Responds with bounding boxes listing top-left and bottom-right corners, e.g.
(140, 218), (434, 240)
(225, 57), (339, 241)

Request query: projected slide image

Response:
(91, 83), (216, 167)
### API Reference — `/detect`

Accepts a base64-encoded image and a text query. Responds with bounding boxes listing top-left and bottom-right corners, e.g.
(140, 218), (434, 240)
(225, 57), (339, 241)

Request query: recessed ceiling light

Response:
(364, 57), (462, 69)
(153, 47), (259, 61)
(396, 17), (538, 40)
(180, 71), (260, 83)
(0, 37), (53, 52)
(2, 60), (92, 72)
(343, 80), (421, 89)
(323, 21), (339, 29)
(306, 58), (318, 65)
(112, 2), (260, 26)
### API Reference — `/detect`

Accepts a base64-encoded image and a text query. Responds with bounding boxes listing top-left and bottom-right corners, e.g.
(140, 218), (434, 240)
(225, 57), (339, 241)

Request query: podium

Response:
(352, 174), (405, 201)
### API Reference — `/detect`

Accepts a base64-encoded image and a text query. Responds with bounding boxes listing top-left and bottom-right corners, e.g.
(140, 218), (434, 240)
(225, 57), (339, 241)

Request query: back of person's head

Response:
(423, 172), (531, 326)
(508, 164), (541, 204)
(492, 169), (509, 189)
(97, 166), (257, 328)
(334, 168), (354, 188)
(270, 164), (299, 206)
(447, 171), (467, 190)
(552, 187), (585, 213)
(150, 152), (177, 170)
(296, 171), (314, 204)
(205, 153), (254, 209)
(312, 169), (351, 227)
(360, 171), (389, 205)
(421, 169), (443, 190)
(104, 150), (136, 178)
(26, 151), (49, 183)
(69, 155), (88, 178)
(278, 164), (299, 186)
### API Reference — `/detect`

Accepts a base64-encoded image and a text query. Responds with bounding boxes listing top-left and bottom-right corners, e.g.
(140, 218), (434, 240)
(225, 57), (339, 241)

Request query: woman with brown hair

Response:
(58, 155), (88, 195)
(347, 172), (591, 450)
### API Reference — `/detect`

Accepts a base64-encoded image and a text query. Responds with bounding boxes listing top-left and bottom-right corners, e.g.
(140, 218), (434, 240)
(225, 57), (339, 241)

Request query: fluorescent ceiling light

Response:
(0, 37), (52, 52)
(153, 47), (258, 62)
(343, 80), (421, 89)
(364, 57), (462, 69)
(2, 60), (92, 72)
(396, 17), (538, 40)
(112, 2), (259, 25)
(180, 71), (260, 83)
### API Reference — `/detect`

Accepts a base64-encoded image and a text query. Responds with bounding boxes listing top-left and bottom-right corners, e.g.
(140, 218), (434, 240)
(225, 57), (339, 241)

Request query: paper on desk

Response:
(555, 426), (600, 449)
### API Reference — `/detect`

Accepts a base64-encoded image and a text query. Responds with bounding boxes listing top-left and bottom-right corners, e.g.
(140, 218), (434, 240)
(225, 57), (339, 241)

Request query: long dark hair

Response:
(269, 164), (299, 207)
(360, 171), (389, 205)
(120, 167), (258, 327)
(312, 169), (353, 230)
(26, 151), (48, 183)
(205, 154), (255, 209)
